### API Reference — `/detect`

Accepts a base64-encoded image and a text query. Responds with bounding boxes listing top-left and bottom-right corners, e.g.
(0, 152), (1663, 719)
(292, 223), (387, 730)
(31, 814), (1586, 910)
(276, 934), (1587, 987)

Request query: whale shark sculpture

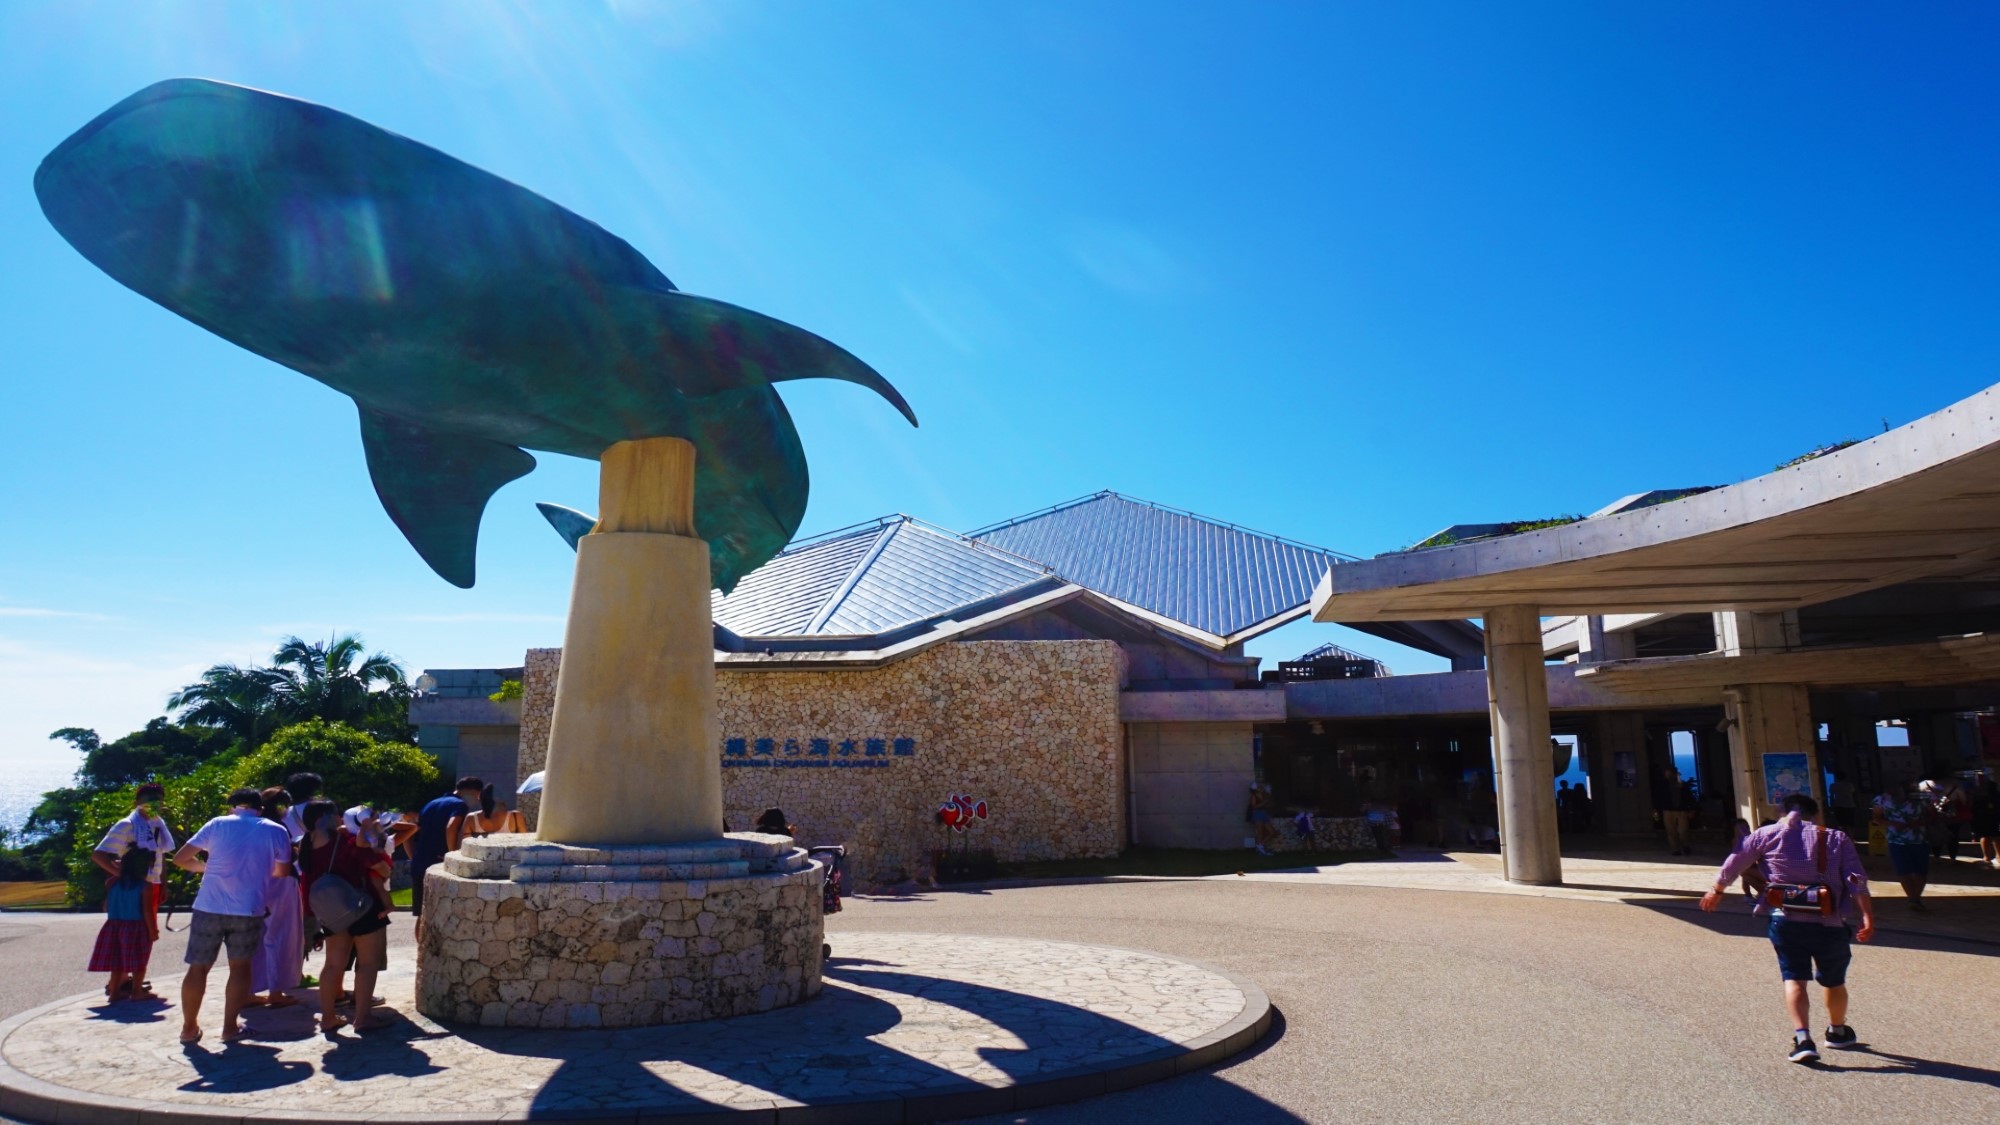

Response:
(35, 78), (915, 591)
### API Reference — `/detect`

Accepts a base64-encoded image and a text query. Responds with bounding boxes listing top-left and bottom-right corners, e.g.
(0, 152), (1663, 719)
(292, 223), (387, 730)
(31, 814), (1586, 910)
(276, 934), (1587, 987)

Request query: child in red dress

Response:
(89, 846), (156, 1001)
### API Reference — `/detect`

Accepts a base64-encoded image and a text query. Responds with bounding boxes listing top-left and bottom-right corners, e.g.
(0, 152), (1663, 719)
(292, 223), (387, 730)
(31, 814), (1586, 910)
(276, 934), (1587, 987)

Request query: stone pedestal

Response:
(539, 437), (721, 845)
(415, 833), (823, 1028)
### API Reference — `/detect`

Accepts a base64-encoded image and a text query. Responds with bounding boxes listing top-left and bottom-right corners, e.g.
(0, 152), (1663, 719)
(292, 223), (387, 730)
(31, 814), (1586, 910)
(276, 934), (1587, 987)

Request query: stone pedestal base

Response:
(415, 833), (822, 1028)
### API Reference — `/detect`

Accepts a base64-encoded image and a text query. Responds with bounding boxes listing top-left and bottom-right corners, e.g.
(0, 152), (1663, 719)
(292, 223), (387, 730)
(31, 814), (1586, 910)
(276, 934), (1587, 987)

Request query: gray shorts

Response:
(184, 910), (265, 965)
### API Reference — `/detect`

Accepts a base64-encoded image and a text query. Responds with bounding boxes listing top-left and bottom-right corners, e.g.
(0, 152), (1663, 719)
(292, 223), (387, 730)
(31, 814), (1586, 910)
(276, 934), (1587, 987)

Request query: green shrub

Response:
(239, 720), (441, 815)
(63, 720), (438, 909)
(489, 679), (524, 702)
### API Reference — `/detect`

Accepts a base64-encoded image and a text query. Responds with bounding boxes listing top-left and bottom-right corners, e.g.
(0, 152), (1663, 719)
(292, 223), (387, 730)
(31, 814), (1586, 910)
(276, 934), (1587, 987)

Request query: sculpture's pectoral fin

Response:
(357, 406), (536, 588)
(535, 502), (596, 551)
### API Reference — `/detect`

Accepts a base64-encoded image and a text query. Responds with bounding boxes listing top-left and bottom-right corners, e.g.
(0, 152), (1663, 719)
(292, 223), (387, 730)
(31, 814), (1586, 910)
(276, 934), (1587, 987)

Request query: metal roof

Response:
(970, 491), (1355, 642)
(711, 517), (1055, 638)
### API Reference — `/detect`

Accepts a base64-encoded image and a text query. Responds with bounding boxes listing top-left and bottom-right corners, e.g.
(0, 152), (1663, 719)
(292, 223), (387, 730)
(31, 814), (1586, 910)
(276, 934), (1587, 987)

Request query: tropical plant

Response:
(164, 663), (284, 746)
(488, 679), (524, 702)
(168, 633), (414, 744)
(61, 719), (440, 908)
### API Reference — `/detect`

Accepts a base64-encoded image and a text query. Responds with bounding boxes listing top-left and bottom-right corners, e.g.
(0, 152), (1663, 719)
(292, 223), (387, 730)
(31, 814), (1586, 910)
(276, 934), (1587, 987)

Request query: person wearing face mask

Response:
(90, 782), (175, 1000)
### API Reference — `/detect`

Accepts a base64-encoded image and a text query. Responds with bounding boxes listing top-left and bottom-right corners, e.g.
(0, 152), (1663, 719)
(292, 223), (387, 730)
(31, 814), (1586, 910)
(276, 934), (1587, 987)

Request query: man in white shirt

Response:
(170, 787), (293, 1044)
(90, 782), (175, 996)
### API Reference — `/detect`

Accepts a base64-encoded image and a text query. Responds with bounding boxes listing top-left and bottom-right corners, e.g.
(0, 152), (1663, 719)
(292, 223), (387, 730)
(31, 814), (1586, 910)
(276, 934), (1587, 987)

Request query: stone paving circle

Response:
(0, 932), (1269, 1125)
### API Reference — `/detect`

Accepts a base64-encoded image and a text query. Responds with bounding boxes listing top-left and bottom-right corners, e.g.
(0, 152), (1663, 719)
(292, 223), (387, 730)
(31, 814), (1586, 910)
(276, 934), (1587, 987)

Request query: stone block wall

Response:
(513, 652), (558, 828)
(516, 640), (1127, 885)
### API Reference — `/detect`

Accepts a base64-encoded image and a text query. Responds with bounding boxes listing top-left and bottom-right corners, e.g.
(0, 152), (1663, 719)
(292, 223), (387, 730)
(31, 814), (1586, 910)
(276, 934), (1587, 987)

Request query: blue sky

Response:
(5, 3), (2000, 792)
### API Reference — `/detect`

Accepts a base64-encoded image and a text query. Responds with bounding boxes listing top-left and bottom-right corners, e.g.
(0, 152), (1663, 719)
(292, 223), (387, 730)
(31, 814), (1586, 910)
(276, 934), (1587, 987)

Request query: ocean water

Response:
(0, 763), (77, 839)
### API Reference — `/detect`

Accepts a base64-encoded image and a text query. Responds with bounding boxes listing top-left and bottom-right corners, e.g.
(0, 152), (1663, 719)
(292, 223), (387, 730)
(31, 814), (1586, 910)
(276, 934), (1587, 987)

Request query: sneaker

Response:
(1824, 1025), (1858, 1049)
(1788, 1034), (1819, 1064)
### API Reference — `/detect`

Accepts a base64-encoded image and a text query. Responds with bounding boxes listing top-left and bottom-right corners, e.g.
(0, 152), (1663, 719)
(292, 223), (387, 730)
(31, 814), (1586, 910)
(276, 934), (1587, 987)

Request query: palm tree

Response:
(168, 633), (411, 746)
(166, 663), (286, 745)
(268, 635), (411, 736)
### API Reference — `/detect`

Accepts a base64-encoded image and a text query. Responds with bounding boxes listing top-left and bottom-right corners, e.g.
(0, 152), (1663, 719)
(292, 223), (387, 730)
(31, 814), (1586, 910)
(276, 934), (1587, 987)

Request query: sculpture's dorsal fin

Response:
(357, 406), (535, 587)
(535, 502), (596, 551)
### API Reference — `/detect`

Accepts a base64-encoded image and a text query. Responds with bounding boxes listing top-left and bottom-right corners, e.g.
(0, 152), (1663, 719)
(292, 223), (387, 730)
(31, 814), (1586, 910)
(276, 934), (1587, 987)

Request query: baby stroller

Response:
(807, 844), (846, 962)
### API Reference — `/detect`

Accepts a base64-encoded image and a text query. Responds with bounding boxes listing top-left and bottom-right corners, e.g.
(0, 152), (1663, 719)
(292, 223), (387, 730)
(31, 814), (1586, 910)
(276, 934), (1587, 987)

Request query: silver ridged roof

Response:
(707, 522), (881, 635)
(711, 517), (1052, 638)
(971, 492), (1351, 640)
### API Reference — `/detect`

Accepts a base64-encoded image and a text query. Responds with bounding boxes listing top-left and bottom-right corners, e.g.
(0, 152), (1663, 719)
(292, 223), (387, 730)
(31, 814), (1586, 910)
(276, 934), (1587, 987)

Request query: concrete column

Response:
(1484, 604), (1562, 885)
(1722, 683), (1819, 827)
(1713, 610), (1817, 826)
(1579, 615), (1638, 664)
(1587, 712), (1651, 834)
(537, 438), (724, 845)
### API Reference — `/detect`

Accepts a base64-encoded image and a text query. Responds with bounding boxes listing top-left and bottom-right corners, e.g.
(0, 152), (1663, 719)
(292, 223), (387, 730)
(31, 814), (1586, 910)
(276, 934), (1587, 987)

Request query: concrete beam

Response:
(1282, 665), (1712, 721)
(408, 696), (523, 727)
(1120, 689), (1289, 723)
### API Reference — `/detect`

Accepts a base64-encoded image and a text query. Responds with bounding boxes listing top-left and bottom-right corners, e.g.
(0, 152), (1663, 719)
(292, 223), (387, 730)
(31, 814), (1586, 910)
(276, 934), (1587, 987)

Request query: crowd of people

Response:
(84, 771), (529, 1043)
(1863, 771), (2000, 911)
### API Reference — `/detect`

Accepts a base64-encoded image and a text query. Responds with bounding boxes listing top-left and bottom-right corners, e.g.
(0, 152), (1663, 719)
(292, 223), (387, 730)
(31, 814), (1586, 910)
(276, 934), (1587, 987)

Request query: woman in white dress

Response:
(249, 787), (304, 1008)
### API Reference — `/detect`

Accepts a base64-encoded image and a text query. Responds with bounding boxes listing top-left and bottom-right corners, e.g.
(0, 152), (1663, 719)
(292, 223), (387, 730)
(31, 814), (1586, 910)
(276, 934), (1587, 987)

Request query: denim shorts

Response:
(1769, 916), (1852, 987)
(1887, 841), (1930, 878)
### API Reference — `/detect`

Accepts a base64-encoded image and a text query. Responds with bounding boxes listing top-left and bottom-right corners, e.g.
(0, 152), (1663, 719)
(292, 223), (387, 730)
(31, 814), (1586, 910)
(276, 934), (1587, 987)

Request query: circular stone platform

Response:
(419, 833), (823, 1028)
(0, 932), (1268, 1125)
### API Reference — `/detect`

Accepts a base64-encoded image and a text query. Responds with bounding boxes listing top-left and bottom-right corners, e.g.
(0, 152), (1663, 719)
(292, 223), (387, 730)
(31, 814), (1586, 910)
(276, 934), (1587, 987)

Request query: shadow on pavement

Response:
(982, 1010), (1301, 1125)
(318, 1022), (445, 1082)
(175, 1041), (311, 1093)
(1377, 849), (1459, 864)
(83, 999), (168, 1024)
(441, 956), (1267, 1117)
(1625, 897), (2000, 957)
(990, 1073), (1310, 1124)
(1813, 1046), (2000, 1087)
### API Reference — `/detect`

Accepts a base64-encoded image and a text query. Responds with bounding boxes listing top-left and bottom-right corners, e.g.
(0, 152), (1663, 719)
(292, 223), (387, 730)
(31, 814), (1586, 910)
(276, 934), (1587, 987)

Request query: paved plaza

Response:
(0, 932), (1263, 1123)
(2, 852), (1996, 1124)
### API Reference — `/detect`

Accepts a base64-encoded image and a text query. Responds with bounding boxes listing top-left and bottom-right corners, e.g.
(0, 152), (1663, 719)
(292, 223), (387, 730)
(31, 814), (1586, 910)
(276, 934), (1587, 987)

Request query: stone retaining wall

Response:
(416, 835), (822, 1028)
(517, 640), (1127, 885)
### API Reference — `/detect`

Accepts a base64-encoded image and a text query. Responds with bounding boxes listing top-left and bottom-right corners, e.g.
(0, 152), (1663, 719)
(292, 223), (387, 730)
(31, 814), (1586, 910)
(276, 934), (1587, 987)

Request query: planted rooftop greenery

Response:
(1776, 439), (1859, 470)
(1409, 516), (1585, 551)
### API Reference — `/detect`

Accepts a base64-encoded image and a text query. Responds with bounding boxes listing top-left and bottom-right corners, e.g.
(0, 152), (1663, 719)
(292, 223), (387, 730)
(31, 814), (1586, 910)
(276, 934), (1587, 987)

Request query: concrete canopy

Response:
(1312, 381), (2000, 623)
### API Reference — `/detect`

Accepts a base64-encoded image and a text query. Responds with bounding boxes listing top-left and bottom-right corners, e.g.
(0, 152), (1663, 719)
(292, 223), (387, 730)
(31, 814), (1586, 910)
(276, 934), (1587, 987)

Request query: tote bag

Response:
(307, 835), (374, 933)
